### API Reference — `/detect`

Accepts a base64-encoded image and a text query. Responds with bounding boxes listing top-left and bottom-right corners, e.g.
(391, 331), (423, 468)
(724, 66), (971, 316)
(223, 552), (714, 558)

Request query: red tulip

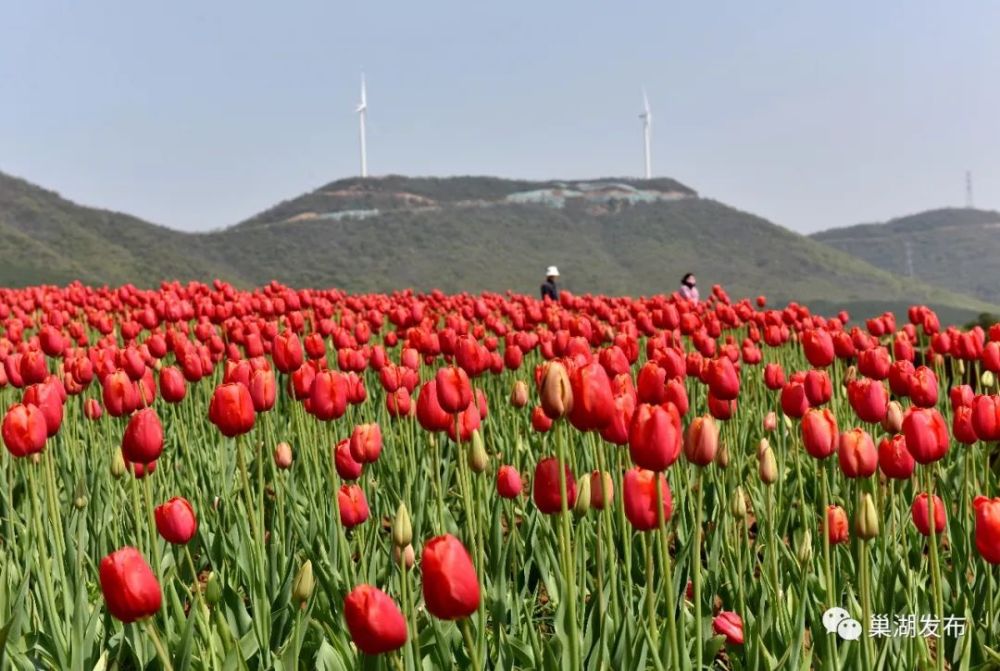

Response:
(877, 434), (915, 480)
(972, 395), (1000, 442)
(567, 362), (615, 431)
(84, 398), (103, 421)
(712, 611), (744, 646)
(684, 415), (718, 466)
(838, 428), (877, 478)
(496, 465), (523, 498)
(446, 403), (481, 442)
(801, 408), (838, 460)
(974, 496), (1000, 563)
(209, 383), (255, 437)
(154, 496), (198, 544)
(20, 350), (48, 385)
(343, 585), (408, 655)
(23, 381), (64, 437)
(249, 368), (276, 412)
(804, 369), (832, 407)
(707, 391), (736, 421)
(623, 467), (672, 531)
(99, 547), (162, 623)
(122, 408), (164, 464)
(338, 483), (370, 528)
(953, 405), (979, 445)
(1, 403), (47, 457)
(530, 405), (553, 433)
(103, 369), (140, 417)
(763, 363), (785, 390)
(159, 366), (187, 404)
(908, 366), (939, 408)
(636, 361), (667, 403)
(827, 505), (849, 545)
(802, 329), (835, 368)
(350, 423), (383, 464)
(416, 381), (452, 432)
(334, 439), (363, 480)
(533, 456), (576, 514)
(950, 384), (975, 411)
(780, 380), (809, 419)
(628, 402), (682, 471)
(902, 407), (949, 464)
(888, 360), (915, 398)
(705, 357), (739, 401)
(435, 367), (472, 414)
(273, 332), (304, 373)
(911, 493), (946, 537)
(308, 370), (348, 421)
(858, 347), (891, 380)
(421, 534), (481, 620)
(847, 378), (888, 424)
(600, 392), (635, 445)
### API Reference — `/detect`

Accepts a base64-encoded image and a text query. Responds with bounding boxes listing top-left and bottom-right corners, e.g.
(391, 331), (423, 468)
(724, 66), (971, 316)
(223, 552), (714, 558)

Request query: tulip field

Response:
(3, 281), (1000, 670)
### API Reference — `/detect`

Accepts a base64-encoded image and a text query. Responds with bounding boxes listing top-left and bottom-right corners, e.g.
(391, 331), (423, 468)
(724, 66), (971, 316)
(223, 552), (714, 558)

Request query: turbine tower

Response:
(639, 89), (652, 179)
(357, 74), (368, 178)
(966, 170), (974, 208)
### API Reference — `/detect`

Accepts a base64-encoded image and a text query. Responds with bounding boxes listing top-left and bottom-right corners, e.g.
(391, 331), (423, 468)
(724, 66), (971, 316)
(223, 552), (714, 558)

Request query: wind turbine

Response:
(357, 74), (368, 178)
(639, 89), (652, 179)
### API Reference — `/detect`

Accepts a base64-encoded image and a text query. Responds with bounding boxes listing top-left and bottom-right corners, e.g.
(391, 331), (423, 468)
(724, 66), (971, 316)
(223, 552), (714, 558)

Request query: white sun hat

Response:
(546, 266), (560, 277)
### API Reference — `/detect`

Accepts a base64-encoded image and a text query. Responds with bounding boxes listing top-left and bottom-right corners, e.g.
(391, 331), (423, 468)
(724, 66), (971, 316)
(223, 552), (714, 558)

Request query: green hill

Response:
(0, 171), (995, 323)
(811, 208), (1000, 305)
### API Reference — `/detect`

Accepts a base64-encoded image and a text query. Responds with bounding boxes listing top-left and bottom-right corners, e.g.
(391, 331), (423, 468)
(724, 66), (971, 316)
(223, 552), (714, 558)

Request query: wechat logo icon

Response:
(823, 607), (863, 641)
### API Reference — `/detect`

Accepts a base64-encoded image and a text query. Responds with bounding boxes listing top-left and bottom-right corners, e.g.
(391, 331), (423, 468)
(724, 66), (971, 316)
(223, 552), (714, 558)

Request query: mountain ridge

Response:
(810, 207), (1000, 305)
(0, 170), (995, 324)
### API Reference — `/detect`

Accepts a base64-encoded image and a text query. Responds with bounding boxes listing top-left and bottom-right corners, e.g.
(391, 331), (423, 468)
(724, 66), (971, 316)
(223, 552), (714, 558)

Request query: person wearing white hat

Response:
(541, 266), (560, 301)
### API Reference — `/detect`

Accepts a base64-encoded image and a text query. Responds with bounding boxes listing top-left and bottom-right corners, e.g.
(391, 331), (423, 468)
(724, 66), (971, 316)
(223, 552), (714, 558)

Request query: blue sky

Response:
(1, 1), (997, 233)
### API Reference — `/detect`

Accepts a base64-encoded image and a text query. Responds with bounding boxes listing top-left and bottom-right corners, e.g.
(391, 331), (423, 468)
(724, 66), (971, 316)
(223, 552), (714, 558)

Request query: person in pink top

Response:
(679, 272), (699, 304)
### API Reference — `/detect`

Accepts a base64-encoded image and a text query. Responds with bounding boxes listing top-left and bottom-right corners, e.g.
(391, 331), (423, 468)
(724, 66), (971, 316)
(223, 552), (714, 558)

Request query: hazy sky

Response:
(1, 1), (997, 234)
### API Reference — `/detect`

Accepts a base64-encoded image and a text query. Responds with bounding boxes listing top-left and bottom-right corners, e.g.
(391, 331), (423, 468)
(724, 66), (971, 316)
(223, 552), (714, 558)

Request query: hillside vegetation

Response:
(0, 171), (994, 322)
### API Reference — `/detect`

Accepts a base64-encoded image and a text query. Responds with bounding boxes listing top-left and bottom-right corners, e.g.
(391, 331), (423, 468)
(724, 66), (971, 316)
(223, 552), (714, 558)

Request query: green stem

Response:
(693, 468), (704, 671)
(143, 620), (175, 671)
(655, 472), (680, 670)
(926, 467), (945, 671)
(555, 420), (580, 670)
(459, 618), (483, 670)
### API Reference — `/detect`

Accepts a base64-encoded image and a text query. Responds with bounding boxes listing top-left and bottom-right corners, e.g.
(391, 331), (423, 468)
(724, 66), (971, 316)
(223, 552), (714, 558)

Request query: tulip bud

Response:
(510, 380), (529, 408)
(393, 543), (416, 570)
(730, 486), (747, 520)
(574, 476), (592, 517)
(783, 414), (793, 431)
(274, 441), (293, 470)
(957, 360), (966, 376)
(759, 445), (778, 485)
(983, 370), (996, 389)
(111, 450), (126, 479)
(469, 429), (488, 474)
(392, 502), (412, 548)
(844, 365), (858, 385)
(539, 362), (573, 419)
(881, 400), (903, 434)
(763, 411), (778, 432)
(73, 479), (88, 509)
(205, 572), (222, 606)
(292, 560), (314, 606)
(796, 529), (813, 566)
(856, 493), (879, 540)
(715, 441), (730, 469)
(757, 437), (770, 459)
